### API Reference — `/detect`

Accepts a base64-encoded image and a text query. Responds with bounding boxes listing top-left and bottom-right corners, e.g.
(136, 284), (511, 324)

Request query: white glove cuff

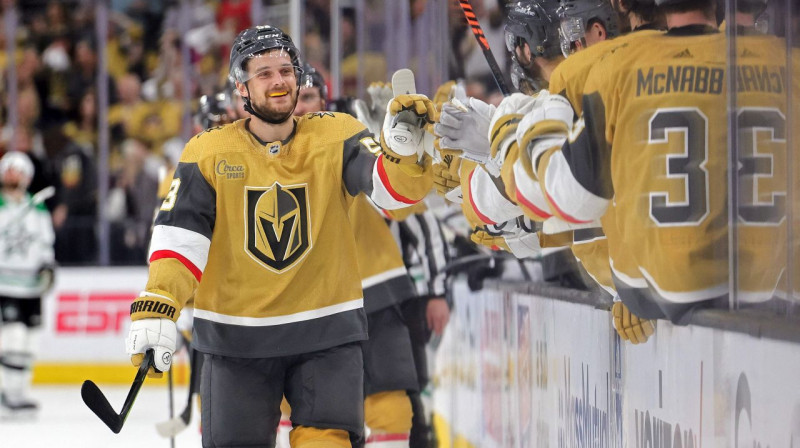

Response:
(527, 136), (567, 173)
(505, 231), (541, 258)
(485, 134), (516, 177)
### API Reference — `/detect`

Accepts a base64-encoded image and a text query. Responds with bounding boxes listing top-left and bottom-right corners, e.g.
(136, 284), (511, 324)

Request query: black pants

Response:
(200, 342), (364, 448)
(400, 298), (432, 448)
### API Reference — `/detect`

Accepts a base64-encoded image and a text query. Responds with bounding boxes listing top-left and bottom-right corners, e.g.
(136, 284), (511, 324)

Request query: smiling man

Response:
(124, 26), (435, 448)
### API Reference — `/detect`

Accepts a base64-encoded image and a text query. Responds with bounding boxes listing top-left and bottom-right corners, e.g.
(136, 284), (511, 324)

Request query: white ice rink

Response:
(1, 384), (203, 447)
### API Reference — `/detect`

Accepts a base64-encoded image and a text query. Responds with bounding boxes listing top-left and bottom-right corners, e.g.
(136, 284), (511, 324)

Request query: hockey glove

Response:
(612, 302), (655, 345)
(432, 80), (457, 110)
(433, 156), (461, 197)
(381, 94), (437, 164)
(485, 93), (537, 176)
(352, 81), (393, 137)
(37, 264), (56, 294)
(434, 97), (496, 164)
(127, 291), (180, 378)
(471, 228), (510, 252)
(126, 317), (177, 378)
(515, 92), (574, 180)
(470, 223), (541, 259)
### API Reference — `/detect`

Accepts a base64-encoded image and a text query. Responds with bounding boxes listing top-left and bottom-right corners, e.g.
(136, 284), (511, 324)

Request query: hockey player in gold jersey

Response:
(124, 25), (433, 448)
(285, 68), (421, 448)
(512, 0), (660, 343)
(518, 0), (791, 322)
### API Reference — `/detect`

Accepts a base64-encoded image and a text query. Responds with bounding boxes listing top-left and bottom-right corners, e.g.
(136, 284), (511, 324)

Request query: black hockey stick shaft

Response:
(155, 346), (201, 437)
(167, 368), (175, 448)
(81, 349), (154, 433)
(180, 348), (201, 425)
(458, 0), (511, 96)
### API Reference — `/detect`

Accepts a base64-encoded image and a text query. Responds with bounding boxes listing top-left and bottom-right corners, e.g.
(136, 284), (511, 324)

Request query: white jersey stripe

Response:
(543, 150), (610, 222)
(371, 164), (414, 210)
(194, 298), (364, 327)
(362, 266), (408, 289)
(469, 166), (520, 224)
(149, 225), (211, 272)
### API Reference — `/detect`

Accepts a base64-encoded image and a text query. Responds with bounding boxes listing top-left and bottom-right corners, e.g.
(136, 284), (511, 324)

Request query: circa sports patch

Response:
(244, 182), (312, 273)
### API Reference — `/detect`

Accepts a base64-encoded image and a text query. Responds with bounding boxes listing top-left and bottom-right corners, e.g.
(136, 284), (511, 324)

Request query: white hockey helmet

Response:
(0, 151), (34, 188)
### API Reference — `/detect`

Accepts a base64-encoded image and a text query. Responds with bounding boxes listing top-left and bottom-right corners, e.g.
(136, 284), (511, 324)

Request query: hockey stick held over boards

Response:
(81, 349), (154, 434)
(457, 0), (511, 96)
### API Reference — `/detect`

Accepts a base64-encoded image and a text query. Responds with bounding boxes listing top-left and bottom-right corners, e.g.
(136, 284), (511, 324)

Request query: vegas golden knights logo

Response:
(245, 183), (311, 273)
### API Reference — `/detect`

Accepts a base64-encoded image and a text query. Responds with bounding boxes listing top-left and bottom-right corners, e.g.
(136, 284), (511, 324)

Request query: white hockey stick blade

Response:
(390, 68), (419, 129)
(155, 415), (189, 438)
(391, 68), (416, 95)
(31, 186), (55, 205)
(390, 68), (439, 161)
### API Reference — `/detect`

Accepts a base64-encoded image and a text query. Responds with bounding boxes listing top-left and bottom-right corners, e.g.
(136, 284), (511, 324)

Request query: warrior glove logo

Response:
(245, 182), (311, 273)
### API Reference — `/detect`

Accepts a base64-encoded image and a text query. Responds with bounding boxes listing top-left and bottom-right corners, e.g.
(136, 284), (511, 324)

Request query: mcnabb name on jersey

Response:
(636, 64), (786, 97)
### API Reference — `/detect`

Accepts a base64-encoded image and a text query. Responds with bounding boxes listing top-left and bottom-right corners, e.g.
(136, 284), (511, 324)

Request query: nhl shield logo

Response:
(245, 182), (312, 273)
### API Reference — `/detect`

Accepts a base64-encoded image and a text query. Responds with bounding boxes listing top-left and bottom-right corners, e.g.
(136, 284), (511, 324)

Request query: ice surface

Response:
(1, 384), (202, 447)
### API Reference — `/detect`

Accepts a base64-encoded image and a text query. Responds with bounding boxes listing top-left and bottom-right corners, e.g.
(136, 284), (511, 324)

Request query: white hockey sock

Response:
(275, 418), (291, 448)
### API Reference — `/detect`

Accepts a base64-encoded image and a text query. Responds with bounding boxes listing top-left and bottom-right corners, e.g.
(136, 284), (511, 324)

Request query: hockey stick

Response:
(167, 368), (175, 447)
(29, 185), (56, 206)
(155, 347), (201, 438)
(81, 349), (154, 433)
(457, 0), (511, 95)
(4, 186), (56, 225)
(390, 68), (441, 164)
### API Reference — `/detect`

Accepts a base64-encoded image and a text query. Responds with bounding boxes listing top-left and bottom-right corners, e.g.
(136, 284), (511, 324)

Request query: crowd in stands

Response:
(0, 0), (512, 266)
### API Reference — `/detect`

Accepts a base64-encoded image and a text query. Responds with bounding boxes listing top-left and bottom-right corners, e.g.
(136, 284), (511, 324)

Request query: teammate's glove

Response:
(352, 82), (393, 137)
(381, 94), (437, 163)
(434, 97), (496, 164)
(502, 226), (541, 259)
(433, 156), (461, 197)
(611, 302), (655, 345)
(432, 80), (456, 109)
(126, 318), (177, 378)
(471, 221), (541, 259)
(485, 93), (537, 176)
(471, 228), (510, 252)
(515, 92), (574, 179)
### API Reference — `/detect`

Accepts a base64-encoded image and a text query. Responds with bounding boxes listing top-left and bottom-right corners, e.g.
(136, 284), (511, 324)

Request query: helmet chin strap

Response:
(243, 84), (297, 125)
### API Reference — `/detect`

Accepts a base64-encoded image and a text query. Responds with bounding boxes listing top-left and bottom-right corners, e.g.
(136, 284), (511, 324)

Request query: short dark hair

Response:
(619, 0), (661, 25)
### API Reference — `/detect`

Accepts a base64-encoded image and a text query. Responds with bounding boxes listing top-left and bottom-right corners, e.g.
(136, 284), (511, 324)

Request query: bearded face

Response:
(238, 50), (299, 124)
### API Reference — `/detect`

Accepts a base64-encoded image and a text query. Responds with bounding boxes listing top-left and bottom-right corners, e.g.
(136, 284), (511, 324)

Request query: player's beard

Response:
(251, 89), (298, 124)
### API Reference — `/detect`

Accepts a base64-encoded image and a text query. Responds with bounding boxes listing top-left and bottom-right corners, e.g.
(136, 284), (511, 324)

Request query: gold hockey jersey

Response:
(540, 26), (791, 319)
(349, 195), (415, 313)
(545, 29), (662, 295)
(137, 113), (430, 357)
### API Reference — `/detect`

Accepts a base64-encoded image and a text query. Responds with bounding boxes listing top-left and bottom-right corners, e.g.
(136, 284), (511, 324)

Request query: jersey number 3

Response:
(648, 107), (785, 227)
(161, 178), (181, 211)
